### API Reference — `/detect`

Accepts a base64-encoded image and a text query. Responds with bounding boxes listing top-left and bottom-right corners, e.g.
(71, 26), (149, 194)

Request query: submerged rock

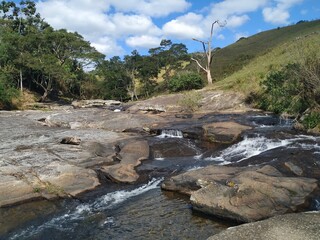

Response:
(207, 211), (320, 240)
(162, 165), (318, 222)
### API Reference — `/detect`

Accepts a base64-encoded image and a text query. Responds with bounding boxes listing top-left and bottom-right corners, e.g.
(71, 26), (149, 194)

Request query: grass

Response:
(212, 31), (320, 95)
(210, 19), (320, 82)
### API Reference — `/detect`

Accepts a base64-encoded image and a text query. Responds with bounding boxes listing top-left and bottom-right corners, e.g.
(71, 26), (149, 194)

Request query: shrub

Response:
(179, 91), (202, 112)
(256, 54), (320, 129)
(0, 72), (19, 109)
(302, 112), (320, 129)
(168, 71), (204, 92)
(257, 63), (309, 114)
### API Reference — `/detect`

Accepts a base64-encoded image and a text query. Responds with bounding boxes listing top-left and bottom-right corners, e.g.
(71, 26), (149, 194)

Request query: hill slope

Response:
(210, 19), (320, 83)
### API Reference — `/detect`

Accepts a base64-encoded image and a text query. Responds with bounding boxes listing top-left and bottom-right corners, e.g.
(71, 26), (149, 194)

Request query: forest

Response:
(1, 1), (320, 130)
(0, 1), (201, 109)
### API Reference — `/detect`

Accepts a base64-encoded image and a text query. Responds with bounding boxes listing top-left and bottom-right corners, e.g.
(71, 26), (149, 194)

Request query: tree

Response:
(124, 50), (142, 101)
(191, 20), (225, 84)
(96, 57), (131, 101)
(136, 56), (160, 97)
(149, 39), (189, 85)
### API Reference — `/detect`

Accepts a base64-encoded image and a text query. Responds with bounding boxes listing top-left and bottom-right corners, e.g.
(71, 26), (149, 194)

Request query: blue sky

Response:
(33, 0), (320, 57)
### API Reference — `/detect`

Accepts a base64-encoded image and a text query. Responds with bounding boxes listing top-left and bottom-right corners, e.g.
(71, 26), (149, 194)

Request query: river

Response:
(1, 112), (320, 240)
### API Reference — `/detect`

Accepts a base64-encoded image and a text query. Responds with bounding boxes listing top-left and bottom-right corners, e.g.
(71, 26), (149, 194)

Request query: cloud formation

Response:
(262, 0), (304, 25)
(36, 0), (308, 57)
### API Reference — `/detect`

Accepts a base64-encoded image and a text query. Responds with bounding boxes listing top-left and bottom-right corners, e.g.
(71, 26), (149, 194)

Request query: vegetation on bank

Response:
(215, 31), (320, 130)
(0, 1), (195, 108)
(1, 1), (319, 130)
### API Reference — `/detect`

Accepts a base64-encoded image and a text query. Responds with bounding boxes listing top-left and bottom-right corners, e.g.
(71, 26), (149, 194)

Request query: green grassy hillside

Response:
(210, 19), (320, 83)
(213, 32), (320, 94)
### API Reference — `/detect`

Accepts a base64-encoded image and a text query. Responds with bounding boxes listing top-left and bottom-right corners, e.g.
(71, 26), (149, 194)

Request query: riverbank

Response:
(1, 89), (320, 239)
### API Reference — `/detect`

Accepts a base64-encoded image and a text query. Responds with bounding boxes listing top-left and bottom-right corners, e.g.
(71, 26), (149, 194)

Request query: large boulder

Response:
(101, 140), (149, 183)
(203, 121), (251, 144)
(207, 211), (320, 240)
(162, 165), (318, 222)
(0, 162), (100, 207)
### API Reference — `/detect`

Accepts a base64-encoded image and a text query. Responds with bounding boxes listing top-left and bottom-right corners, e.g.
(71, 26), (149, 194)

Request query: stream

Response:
(1, 112), (320, 240)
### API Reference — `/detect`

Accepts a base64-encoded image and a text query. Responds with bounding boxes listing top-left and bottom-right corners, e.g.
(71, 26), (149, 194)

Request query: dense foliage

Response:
(0, 1), (197, 108)
(168, 71), (204, 92)
(257, 52), (320, 128)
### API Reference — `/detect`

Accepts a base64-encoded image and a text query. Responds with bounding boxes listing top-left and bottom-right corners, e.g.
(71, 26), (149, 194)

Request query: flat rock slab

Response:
(71, 99), (122, 109)
(101, 140), (149, 183)
(203, 121), (251, 143)
(36, 162), (100, 196)
(0, 174), (41, 207)
(162, 165), (318, 222)
(207, 211), (320, 240)
(0, 162), (100, 207)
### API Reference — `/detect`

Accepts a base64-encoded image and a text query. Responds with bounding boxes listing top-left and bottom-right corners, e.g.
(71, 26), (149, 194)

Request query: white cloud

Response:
(262, 0), (304, 25)
(227, 15), (250, 28)
(126, 35), (162, 49)
(209, 0), (269, 19)
(35, 0), (308, 57)
(91, 37), (124, 57)
(162, 13), (204, 39)
(111, 13), (161, 37)
(262, 7), (290, 24)
(37, 0), (113, 34)
(36, 0), (166, 56)
(108, 0), (191, 17)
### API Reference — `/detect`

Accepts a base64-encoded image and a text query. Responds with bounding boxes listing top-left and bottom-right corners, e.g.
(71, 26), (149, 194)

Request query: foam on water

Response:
(204, 136), (292, 165)
(157, 129), (183, 138)
(10, 178), (163, 240)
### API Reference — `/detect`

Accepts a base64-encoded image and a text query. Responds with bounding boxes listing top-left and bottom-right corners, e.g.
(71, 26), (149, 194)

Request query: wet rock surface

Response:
(0, 110), (132, 206)
(1, 90), (320, 239)
(0, 90), (250, 207)
(163, 164), (318, 222)
(207, 211), (320, 240)
(101, 140), (150, 183)
(203, 121), (252, 143)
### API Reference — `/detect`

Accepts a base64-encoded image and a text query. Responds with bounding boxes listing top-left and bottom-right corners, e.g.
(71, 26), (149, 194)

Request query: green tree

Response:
(168, 71), (204, 92)
(136, 56), (160, 97)
(124, 50), (142, 100)
(149, 39), (189, 86)
(96, 57), (131, 101)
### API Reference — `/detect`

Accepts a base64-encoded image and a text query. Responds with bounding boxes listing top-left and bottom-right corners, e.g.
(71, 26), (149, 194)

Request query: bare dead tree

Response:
(191, 20), (226, 84)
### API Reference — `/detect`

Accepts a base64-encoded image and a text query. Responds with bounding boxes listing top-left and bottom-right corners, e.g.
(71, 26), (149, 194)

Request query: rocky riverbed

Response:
(1, 89), (320, 239)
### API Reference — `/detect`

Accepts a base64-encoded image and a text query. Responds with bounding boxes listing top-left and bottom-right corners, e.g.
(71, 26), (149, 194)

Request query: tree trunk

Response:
(40, 90), (48, 102)
(19, 68), (23, 92)
(207, 69), (213, 85)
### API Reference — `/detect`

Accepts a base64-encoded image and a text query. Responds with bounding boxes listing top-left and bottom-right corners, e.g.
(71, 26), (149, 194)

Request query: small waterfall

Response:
(157, 129), (183, 138)
(204, 135), (292, 164)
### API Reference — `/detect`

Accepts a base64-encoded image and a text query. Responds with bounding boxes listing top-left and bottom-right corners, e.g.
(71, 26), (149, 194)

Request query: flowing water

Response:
(1, 113), (320, 240)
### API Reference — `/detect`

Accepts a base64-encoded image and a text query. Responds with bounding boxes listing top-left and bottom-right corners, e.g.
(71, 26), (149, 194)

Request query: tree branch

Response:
(191, 57), (207, 72)
(192, 38), (208, 54)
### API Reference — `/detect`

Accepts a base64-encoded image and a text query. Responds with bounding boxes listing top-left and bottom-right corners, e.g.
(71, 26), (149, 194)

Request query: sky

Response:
(32, 0), (320, 58)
